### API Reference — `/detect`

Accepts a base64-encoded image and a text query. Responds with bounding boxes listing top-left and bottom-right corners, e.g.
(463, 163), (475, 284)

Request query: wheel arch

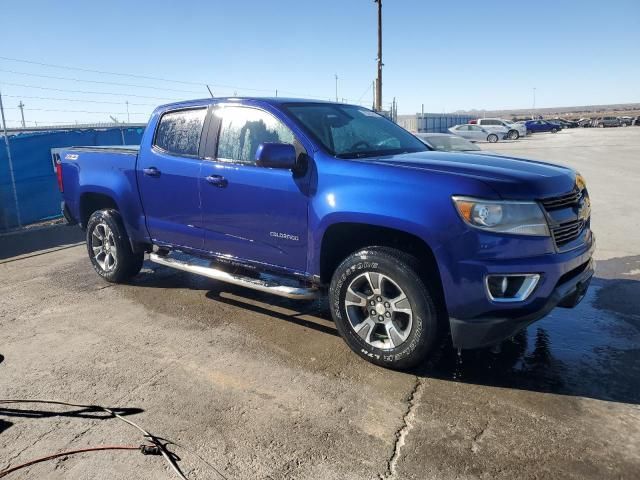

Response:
(318, 222), (446, 309)
(79, 190), (146, 253)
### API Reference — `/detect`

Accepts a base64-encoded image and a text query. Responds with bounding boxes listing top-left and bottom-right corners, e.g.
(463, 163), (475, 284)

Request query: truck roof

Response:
(155, 97), (343, 111)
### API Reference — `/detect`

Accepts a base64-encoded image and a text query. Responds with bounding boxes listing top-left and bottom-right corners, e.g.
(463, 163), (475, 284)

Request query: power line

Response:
(0, 81), (184, 101)
(0, 56), (350, 100)
(356, 82), (373, 104)
(0, 55), (208, 86)
(0, 56), (273, 93)
(4, 106), (149, 115)
(1, 94), (157, 107)
(0, 68), (205, 94)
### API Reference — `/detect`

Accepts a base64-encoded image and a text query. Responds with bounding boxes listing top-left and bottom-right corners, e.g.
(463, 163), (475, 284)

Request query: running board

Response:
(149, 252), (320, 300)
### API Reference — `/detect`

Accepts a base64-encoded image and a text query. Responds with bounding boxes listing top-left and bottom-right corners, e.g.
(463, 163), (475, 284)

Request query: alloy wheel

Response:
(344, 272), (413, 349)
(91, 222), (118, 272)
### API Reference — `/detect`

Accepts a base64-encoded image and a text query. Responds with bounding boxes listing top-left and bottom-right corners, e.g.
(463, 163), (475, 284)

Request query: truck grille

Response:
(551, 219), (585, 247)
(540, 189), (582, 210)
(540, 187), (590, 249)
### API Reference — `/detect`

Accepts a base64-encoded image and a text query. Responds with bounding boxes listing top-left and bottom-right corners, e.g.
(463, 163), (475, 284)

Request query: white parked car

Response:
(473, 118), (527, 139)
(448, 124), (507, 143)
(414, 133), (497, 155)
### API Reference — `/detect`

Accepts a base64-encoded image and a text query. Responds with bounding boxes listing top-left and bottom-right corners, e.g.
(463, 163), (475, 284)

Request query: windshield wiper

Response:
(336, 148), (425, 159)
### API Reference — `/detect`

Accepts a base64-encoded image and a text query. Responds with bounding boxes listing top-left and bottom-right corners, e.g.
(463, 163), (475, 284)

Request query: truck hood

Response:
(368, 151), (576, 199)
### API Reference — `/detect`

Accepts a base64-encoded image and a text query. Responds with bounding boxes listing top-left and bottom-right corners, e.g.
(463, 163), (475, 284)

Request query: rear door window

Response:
(154, 108), (207, 157)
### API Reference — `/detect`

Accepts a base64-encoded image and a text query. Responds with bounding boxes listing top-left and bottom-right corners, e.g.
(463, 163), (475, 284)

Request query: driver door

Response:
(199, 105), (310, 273)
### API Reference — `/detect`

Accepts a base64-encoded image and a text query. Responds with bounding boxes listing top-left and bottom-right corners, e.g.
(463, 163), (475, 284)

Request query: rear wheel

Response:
(487, 134), (499, 143)
(86, 209), (144, 283)
(329, 247), (441, 370)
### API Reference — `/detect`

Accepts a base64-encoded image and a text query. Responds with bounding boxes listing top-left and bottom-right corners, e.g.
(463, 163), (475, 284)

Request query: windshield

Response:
(419, 134), (481, 152)
(283, 103), (428, 158)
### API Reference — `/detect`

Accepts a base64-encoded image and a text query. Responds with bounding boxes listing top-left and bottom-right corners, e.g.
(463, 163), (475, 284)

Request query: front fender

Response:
(307, 156), (497, 277)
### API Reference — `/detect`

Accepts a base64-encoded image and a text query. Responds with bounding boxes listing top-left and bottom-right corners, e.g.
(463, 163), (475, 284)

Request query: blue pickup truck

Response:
(57, 98), (594, 369)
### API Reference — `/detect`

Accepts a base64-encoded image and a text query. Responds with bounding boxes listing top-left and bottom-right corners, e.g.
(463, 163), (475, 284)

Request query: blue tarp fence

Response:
(0, 127), (144, 231)
(395, 114), (476, 134)
(418, 115), (475, 133)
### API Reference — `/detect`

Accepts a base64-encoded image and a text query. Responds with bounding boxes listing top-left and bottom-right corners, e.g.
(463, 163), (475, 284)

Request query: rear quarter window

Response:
(154, 108), (207, 156)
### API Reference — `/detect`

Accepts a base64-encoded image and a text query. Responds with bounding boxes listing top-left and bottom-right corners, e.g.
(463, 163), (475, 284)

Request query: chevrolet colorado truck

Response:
(58, 98), (595, 369)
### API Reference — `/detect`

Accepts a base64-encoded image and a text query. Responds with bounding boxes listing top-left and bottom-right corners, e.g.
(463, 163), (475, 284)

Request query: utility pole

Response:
(18, 101), (26, 128)
(372, 80), (375, 110)
(532, 87), (536, 119)
(125, 101), (130, 123)
(0, 90), (22, 227)
(374, 0), (383, 112)
(334, 74), (338, 102)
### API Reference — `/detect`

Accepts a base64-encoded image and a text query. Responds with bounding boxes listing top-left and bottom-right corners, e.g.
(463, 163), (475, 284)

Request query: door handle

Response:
(143, 167), (161, 177)
(205, 175), (228, 188)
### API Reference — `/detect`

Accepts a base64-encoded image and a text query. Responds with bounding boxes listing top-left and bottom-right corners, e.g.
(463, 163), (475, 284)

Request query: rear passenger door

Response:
(137, 107), (207, 250)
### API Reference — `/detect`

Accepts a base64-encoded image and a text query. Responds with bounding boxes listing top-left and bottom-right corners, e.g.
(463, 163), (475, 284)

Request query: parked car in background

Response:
(618, 116), (634, 126)
(633, 116), (640, 126)
(595, 117), (620, 128)
(525, 120), (561, 133)
(414, 133), (495, 154)
(473, 118), (526, 139)
(448, 124), (506, 143)
(550, 118), (578, 128)
(577, 118), (593, 128)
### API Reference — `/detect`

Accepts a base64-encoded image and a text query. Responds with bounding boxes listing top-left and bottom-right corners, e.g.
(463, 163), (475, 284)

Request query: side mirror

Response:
(255, 143), (296, 169)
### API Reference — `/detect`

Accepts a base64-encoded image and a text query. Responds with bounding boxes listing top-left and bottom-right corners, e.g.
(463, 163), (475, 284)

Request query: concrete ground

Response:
(1, 127), (639, 479)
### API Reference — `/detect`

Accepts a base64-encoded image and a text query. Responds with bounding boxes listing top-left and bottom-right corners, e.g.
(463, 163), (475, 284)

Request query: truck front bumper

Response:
(441, 232), (595, 350)
(449, 257), (594, 349)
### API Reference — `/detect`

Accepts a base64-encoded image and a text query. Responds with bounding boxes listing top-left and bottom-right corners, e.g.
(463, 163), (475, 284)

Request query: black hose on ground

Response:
(0, 399), (228, 480)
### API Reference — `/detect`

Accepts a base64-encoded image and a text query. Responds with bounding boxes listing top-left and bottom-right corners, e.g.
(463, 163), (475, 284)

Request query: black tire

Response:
(508, 129), (520, 140)
(551, 128), (559, 133)
(487, 134), (499, 143)
(86, 209), (144, 283)
(329, 247), (441, 370)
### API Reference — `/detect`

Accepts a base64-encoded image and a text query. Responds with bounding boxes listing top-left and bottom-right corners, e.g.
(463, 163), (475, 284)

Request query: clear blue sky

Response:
(1, 0), (639, 125)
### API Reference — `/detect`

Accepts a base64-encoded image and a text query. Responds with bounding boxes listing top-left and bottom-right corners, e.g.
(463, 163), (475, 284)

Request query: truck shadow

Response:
(0, 224), (84, 261)
(133, 256), (640, 405)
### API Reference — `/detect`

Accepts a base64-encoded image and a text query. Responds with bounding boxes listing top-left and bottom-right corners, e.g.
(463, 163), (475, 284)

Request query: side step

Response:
(149, 252), (320, 300)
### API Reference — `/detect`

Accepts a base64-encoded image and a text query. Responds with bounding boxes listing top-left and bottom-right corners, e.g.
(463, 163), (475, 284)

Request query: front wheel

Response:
(329, 247), (441, 369)
(508, 130), (520, 140)
(551, 128), (559, 133)
(487, 134), (499, 143)
(86, 209), (144, 283)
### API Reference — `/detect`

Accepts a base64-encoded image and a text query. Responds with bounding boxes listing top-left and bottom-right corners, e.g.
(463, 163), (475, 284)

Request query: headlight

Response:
(452, 196), (550, 236)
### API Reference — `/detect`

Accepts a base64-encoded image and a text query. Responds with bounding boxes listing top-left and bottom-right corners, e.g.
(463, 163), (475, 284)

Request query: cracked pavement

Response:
(1, 128), (639, 479)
